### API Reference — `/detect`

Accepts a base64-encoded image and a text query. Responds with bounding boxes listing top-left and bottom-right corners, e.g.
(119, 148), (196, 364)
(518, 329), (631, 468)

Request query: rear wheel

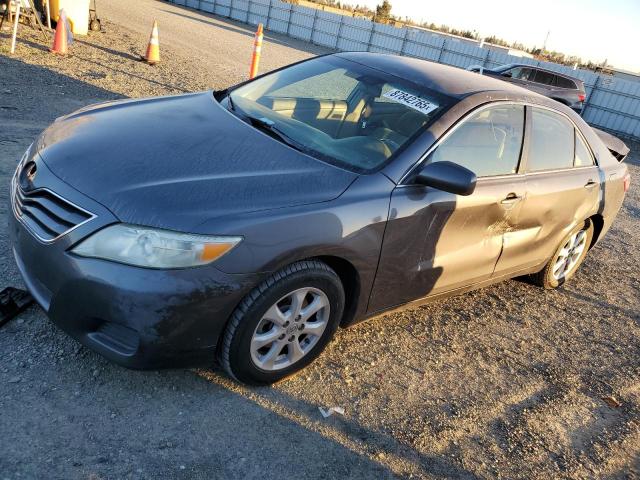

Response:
(530, 220), (593, 289)
(220, 260), (344, 385)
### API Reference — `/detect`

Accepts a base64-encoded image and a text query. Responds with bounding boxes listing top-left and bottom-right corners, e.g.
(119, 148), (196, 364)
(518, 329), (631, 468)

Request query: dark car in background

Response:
(469, 63), (586, 113)
(10, 53), (629, 385)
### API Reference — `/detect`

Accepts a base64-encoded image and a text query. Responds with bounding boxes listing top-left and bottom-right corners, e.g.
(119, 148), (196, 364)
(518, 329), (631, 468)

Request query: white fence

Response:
(170, 0), (640, 141)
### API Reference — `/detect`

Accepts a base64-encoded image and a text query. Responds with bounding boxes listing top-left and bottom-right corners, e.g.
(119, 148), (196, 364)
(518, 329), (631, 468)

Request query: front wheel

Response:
(219, 260), (344, 385)
(530, 220), (594, 289)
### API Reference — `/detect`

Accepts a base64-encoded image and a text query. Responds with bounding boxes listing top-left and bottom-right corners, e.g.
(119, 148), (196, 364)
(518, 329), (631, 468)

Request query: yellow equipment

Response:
(48, 0), (89, 35)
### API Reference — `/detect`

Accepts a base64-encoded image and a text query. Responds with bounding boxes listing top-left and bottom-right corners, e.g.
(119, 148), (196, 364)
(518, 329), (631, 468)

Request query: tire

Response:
(220, 260), (345, 385)
(530, 220), (594, 289)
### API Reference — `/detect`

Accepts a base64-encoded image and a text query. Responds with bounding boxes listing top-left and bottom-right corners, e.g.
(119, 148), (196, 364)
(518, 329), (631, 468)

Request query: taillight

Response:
(623, 173), (631, 193)
(578, 93), (586, 102)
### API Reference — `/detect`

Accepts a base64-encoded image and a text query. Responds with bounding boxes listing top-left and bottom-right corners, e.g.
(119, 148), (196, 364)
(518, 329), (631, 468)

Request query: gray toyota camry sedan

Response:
(9, 53), (630, 385)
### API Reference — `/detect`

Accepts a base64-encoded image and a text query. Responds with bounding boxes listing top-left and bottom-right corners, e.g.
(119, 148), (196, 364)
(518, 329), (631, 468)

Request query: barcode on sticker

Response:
(383, 89), (438, 115)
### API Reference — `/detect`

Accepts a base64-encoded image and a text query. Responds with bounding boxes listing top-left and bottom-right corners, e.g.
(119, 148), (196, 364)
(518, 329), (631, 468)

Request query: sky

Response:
(356, 0), (640, 72)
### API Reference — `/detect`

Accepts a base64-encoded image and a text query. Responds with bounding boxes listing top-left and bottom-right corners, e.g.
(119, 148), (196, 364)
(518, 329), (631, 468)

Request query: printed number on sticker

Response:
(383, 89), (439, 115)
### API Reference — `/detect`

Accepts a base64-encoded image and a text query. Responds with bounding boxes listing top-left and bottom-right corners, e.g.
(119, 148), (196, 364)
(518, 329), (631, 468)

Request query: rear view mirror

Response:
(413, 161), (477, 196)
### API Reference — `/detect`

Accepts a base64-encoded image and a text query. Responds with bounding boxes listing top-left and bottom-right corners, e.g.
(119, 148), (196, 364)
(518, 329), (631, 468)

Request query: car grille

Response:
(12, 178), (95, 242)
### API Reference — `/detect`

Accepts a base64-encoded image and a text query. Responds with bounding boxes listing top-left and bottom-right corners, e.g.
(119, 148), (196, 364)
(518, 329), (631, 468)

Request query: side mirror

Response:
(501, 71), (513, 78)
(413, 161), (477, 196)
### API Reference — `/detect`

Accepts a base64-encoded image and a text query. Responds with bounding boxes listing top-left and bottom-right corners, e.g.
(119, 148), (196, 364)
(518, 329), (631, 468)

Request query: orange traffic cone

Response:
(50, 9), (69, 55)
(144, 20), (160, 65)
(249, 23), (264, 79)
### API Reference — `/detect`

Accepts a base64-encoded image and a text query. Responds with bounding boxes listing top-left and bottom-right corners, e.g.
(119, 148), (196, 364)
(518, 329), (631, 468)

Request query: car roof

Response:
(335, 52), (549, 99)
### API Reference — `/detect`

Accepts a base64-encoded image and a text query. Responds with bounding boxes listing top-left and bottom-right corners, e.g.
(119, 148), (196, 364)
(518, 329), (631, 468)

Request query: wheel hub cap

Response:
(286, 323), (298, 335)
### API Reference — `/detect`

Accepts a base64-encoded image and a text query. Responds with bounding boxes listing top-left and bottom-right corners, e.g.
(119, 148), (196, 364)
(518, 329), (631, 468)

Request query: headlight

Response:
(72, 224), (242, 269)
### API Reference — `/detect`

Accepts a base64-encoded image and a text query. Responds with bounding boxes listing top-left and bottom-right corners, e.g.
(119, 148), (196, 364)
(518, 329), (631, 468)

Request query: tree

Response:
(374, 0), (392, 23)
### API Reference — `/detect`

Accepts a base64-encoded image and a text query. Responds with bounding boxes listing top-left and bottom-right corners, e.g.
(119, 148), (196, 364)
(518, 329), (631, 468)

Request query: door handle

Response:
(584, 179), (598, 189)
(500, 193), (522, 205)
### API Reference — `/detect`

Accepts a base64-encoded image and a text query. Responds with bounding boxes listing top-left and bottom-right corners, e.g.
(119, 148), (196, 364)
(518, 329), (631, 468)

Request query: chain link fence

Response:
(171, 0), (640, 141)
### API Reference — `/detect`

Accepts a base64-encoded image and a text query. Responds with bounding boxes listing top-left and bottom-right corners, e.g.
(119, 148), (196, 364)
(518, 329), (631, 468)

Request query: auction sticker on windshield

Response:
(383, 89), (439, 115)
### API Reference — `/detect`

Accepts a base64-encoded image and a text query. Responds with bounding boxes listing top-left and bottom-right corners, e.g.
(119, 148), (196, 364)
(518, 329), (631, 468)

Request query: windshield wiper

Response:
(225, 96), (309, 155)
(227, 93), (236, 112)
(245, 115), (307, 154)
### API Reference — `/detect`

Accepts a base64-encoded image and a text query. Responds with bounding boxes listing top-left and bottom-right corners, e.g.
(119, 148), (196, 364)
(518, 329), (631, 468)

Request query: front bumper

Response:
(8, 157), (260, 369)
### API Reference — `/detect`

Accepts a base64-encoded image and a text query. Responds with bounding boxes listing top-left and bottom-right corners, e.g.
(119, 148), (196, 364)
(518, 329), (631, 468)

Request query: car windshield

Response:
(226, 56), (454, 173)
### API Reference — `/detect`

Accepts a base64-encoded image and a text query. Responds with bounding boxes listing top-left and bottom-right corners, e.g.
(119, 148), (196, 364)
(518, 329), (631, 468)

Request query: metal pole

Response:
(45, 0), (51, 29)
(481, 48), (490, 68)
(10, 2), (21, 54)
(335, 14), (343, 50)
(542, 30), (550, 51)
(265, 0), (272, 30)
(285, 2), (292, 36)
(366, 21), (374, 52)
(309, 8), (318, 44)
(582, 75), (600, 119)
(436, 38), (446, 63)
(399, 26), (409, 56)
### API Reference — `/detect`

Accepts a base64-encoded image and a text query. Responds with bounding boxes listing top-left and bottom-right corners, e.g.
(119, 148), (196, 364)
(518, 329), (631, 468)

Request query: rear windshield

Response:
(227, 56), (454, 173)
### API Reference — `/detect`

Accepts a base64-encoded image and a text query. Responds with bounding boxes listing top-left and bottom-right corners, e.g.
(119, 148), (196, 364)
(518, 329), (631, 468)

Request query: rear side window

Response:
(574, 130), (594, 166)
(527, 108), (574, 171)
(429, 104), (525, 177)
(555, 76), (577, 90)
(533, 70), (555, 86)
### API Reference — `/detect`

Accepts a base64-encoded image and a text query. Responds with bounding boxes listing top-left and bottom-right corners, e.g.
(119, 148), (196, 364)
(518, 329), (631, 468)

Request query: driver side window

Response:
(428, 104), (525, 177)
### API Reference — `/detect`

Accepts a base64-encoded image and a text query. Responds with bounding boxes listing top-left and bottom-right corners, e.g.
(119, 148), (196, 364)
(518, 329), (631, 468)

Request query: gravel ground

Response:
(1, 2), (639, 479)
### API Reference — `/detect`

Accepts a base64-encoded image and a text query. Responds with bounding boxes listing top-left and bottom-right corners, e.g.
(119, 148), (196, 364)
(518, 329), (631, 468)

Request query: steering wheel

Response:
(378, 136), (401, 152)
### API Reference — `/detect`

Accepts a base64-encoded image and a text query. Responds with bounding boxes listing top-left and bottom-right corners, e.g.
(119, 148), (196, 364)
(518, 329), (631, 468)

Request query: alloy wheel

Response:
(250, 287), (330, 371)
(552, 228), (588, 280)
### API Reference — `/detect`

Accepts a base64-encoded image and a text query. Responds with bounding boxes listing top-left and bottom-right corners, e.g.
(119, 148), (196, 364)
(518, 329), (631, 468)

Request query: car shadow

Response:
(74, 38), (142, 62)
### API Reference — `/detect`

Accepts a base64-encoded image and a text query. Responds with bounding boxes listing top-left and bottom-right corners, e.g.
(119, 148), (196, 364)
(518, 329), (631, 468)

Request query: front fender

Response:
(198, 173), (395, 321)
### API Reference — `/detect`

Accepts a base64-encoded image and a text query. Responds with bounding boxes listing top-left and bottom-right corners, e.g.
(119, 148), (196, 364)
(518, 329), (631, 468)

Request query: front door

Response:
(369, 103), (527, 312)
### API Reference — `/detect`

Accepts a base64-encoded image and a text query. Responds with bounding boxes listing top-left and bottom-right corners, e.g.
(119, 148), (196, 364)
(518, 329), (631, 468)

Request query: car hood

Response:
(35, 92), (358, 232)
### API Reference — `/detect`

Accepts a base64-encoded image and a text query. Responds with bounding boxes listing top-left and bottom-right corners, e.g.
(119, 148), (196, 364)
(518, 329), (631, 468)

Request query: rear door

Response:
(369, 104), (528, 312)
(494, 106), (600, 273)
(524, 69), (557, 96)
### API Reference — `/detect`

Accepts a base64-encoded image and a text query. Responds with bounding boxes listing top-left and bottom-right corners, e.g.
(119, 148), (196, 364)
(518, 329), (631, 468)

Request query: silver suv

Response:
(469, 64), (586, 113)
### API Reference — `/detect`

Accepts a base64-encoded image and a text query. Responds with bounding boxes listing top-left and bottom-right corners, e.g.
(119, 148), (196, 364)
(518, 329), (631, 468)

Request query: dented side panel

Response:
(368, 174), (527, 313)
(501, 166), (601, 272)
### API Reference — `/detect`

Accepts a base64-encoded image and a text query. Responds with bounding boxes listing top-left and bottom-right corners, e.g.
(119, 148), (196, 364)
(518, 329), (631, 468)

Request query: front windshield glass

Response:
(227, 56), (454, 173)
